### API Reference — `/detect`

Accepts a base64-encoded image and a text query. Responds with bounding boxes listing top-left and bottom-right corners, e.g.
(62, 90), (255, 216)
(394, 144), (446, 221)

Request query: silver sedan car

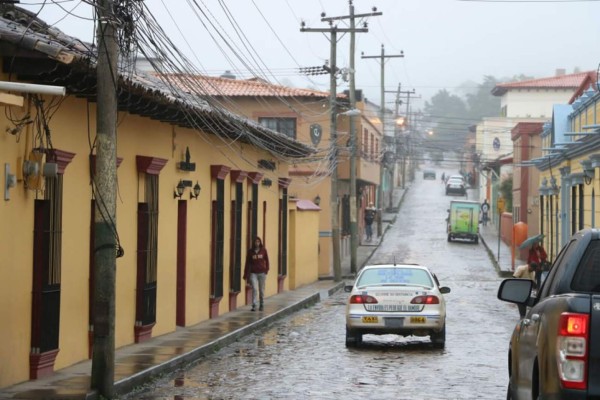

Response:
(344, 264), (450, 348)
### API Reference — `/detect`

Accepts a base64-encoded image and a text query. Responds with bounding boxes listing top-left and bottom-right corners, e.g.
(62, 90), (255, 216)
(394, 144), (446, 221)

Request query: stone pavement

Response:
(0, 185), (512, 399)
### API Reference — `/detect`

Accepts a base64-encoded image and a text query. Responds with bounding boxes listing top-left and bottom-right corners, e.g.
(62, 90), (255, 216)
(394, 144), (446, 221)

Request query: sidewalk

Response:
(478, 220), (522, 278)
(0, 187), (408, 400)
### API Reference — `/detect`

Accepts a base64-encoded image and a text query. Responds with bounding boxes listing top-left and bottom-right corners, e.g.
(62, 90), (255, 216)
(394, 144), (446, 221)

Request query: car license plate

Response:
(362, 316), (378, 323)
(384, 318), (404, 328)
(410, 316), (426, 323)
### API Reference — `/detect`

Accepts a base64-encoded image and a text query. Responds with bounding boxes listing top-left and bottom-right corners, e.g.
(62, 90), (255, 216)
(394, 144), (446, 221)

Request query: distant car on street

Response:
(344, 264), (450, 348)
(423, 170), (436, 180)
(446, 177), (466, 196)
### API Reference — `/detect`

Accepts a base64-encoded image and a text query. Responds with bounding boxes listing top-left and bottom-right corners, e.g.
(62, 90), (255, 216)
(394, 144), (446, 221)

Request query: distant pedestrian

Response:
(441, 172), (445, 183)
(364, 203), (376, 242)
(243, 237), (269, 311)
(481, 199), (490, 226)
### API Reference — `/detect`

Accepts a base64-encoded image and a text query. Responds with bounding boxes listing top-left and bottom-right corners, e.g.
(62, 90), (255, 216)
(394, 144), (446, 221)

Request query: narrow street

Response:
(126, 165), (520, 400)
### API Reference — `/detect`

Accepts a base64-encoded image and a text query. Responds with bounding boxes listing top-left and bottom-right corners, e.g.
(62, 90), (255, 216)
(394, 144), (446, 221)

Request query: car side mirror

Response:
(439, 286), (451, 294)
(344, 285), (354, 293)
(497, 278), (533, 304)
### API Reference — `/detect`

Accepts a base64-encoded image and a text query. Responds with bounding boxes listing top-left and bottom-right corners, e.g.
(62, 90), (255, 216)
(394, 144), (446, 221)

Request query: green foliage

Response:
(465, 75), (501, 120)
(499, 175), (513, 212)
(423, 76), (503, 153)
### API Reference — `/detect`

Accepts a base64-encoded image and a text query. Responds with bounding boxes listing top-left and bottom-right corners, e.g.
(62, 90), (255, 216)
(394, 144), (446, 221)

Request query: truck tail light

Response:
(557, 312), (589, 390)
(411, 295), (440, 305)
(349, 294), (378, 304)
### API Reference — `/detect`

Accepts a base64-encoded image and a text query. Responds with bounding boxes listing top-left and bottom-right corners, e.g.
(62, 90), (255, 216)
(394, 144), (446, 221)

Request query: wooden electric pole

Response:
(361, 45), (403, 237)
(301, 20), (366, 281)
(322, 2), (381, 274)
(91, 0), (119, 397)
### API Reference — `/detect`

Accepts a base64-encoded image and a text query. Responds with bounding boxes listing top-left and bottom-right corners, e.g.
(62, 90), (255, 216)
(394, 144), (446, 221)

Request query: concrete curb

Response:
(113, 287), (335, 398)
(478, 233), (514, 278)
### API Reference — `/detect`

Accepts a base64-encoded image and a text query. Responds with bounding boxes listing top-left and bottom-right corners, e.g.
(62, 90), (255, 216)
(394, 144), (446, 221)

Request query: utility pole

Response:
(402, 90), (420, 184)
(361, 45), (403, 237)
(301, 20), (366, 282)
(322, 1), (381, 274)
(386, 85), (417, 189)
(91, 0), (119, 397)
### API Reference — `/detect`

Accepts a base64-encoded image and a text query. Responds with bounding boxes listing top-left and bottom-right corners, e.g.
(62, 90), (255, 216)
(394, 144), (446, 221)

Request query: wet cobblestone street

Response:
(127, 169), (521, 400)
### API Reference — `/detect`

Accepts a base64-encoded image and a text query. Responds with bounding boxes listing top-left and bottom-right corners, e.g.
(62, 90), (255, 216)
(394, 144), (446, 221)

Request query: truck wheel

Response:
(447, 234), (452, 242)
(474, 236), (479, 244)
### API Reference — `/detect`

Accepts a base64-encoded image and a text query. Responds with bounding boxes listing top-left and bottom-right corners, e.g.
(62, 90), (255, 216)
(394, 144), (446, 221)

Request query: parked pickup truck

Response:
(498, 228), (600, 399)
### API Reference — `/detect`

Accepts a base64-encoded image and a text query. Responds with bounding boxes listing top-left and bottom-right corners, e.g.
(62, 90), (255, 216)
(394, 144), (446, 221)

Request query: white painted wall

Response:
(501, 89), (575, 118)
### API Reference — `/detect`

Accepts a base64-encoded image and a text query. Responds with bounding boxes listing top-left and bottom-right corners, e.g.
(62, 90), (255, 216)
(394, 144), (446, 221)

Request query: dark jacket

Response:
(364, 209), (376, 225)
(243, 238), (269, 279)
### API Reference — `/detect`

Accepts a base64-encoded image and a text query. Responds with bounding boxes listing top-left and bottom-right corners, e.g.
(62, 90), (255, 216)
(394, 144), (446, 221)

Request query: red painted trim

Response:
(278, 177), (291, 188)
(209, 297), (221, 319)
(134, 323), (155, 343)
(245, 283), (252, 305)
(263, 201), (267, 246)
(176, 200), (187, 327)
(136, 155), (168, 175)
(46, 149), (75, 174)
(210, 164), (231, 180)
(229, 292), (239, 311)
(29, 349), (59, 379)
(230, 170), (248, 183)
(247, 172), (263, 184)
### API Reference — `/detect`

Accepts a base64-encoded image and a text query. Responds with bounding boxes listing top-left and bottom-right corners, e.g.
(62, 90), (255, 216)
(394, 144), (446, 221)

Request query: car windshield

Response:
(357, 267), (433, 288)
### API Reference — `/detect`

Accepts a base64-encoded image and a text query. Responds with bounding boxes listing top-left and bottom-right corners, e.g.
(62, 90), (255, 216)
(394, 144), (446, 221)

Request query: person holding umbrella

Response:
(528, 241), (548, 289)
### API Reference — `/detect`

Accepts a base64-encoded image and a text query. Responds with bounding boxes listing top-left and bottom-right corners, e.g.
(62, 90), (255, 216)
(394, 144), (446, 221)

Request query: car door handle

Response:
(522, 319), (531, 326)
(531, 314), (540, 322)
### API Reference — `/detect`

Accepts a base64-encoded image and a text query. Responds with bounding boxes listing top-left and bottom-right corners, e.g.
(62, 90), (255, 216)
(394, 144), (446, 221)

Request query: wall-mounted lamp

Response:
(261, 178), (272, 188)
(581, 160), (595, 185)
(314, 194), (321, 206)
(547, 176), (559, 195)
(190, 181), (201, 200)
(174, 180), (185, 199)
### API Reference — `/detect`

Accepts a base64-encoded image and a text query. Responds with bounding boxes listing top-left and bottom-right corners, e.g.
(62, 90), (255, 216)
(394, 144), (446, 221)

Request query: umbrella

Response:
(518, 234), (545, 250)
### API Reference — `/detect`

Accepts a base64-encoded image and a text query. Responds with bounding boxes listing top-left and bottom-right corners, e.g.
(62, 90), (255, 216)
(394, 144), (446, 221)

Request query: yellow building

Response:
(161, 75), (383, 277)
(536, 86), (600, 260)
(0, 8), (319, 388)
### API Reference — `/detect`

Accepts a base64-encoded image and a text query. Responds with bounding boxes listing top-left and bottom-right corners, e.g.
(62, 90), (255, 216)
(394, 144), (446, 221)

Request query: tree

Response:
(423, 89), (470, 152)
(465, 75), (501, 120)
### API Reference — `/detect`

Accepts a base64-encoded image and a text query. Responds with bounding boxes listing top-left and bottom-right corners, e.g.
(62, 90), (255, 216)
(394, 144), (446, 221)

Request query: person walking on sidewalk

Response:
(481, 199), (490, 226)
(243, 237), (269, 311)
(364, 203), (376, 242)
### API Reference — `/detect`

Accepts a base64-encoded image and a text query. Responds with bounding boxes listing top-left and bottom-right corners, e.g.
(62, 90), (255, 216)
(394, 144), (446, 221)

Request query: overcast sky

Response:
(18, 0), (600, 110)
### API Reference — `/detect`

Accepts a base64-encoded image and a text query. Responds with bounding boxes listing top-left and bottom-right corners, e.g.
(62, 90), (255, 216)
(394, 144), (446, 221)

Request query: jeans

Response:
(365, 223), (373, 240)
(249, 272), (266, 306)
